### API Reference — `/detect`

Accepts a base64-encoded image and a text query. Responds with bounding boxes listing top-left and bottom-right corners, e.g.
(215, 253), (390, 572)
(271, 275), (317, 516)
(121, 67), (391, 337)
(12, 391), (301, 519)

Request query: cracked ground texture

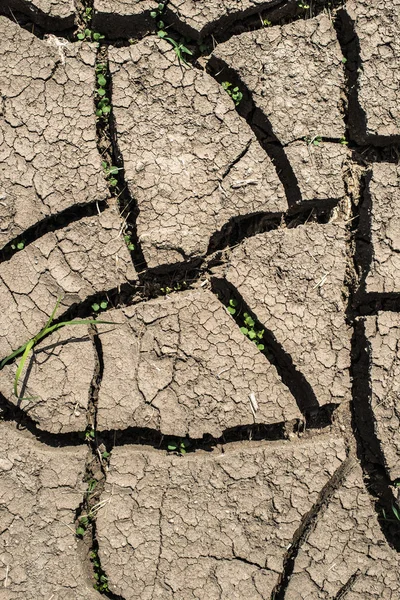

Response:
(109, 36), (287, 268)
(1, 1), (400, 599)
(346, 0), (400, 144)
(0, 323), (94, 433)
(285, 459), (400, 599)
(96, 436), (346, 599)
(365, 312), (400, 482)
(212, 13), (346, 145)
(225, 223), (352, 408)
(362, 163), (400, 294)
(96, 289), (301, 436)
(0, 18), (108, 248)
(0, 0), (76, 29)
(0, 423), (101, 599)
(0, 208), (136, 358)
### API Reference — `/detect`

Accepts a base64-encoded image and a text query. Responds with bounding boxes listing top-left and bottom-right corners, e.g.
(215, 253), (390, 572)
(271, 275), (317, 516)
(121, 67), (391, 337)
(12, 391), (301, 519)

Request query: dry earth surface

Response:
(0, 1), (400, 599)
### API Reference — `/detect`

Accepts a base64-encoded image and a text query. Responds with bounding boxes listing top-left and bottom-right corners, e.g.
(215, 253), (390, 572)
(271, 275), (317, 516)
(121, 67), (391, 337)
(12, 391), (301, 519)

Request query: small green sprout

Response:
(160, 281), (187, 295)
(101, 161), (122, 187)
(91, 300), (108, 312)
(227, 298), (238, 315)
(298, 2), (310, 8)
(85, 427), (96, 441)
(263, 18), (272, 26)
(340, 136), (349, 145)
(77, 29), (104, 43)
(305, 135), (322, 146)
(150, 2), (165, 19)
(95, 64), (111, 119)
(341, 57), (348, 64)
(221, 81), (243, 106)
(76, 514), (90, 537)
(124, 234), (135, 252)
(240, 313), (265, 351)
(168, 438), (190, 455)
(91, 549), (109, 592)
(11, 241), (25, 251)
(102, 451), (110, 459)
(158, 31), (193, 64)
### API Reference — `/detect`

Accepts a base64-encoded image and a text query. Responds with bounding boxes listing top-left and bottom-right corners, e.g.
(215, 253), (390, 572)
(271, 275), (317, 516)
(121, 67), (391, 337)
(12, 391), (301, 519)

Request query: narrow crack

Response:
(211, 277), (329, 422)
(333, 570), (360, 600)
(350, 319), (400, 551)
(0, 200), (108, 264)
(271, 456), (354, 600)
(206, 55), (302, 207)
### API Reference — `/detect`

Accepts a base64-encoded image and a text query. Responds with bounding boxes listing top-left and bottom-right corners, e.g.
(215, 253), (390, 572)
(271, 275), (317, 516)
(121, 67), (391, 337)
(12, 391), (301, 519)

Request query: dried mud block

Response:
(97, 288), (301, 436)
(92, 0), (156, 39)
(0, 324), (94, 433)
(109, 37), (286, 268)
(166, 0), (282, 39)
(285, 460), (400, 599)
(365, 312), (400, 481)
(0, 0), (75, 29)
(212, 14), (345, 145)
(285, 141), (349, 205)
(0, 423), (100, 599)
(363, 163), (400, 294)
(0, 19), (108, 248)
(226, 224), (351, 407)
(346, 0), (400, 143)
(96, 436), (346, 599)
(0, 209), (136, 358)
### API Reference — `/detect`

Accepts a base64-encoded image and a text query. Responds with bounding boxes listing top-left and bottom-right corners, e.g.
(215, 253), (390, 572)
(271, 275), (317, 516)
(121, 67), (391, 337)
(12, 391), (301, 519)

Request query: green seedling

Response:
(91, 300), (108, 312)
(102, 450), (110, 459)
(76, 514), (90, 537)
(262, 18), (272, 26)
(85, 427), (96, 441)
(305, 135), (322, 146)
(101, 161), (122, 187)
(83, 7), (92, 23)
(150, 2), (165, 19)
(77, 28), (104, 42)
(341, 57), (348, 64)
(11, 241), (24, 251)
(227, 298), (238, 315)
(168, 438), (190, 455)
(0, 297), (114, 399)
(91, 549), (109, 593)
(124, 234), (135, 252)
(226, 299), (265, 351)
(240, 312), (265, 351)
(160, 281), (187, 295)
(340, 136), (349, 145)
(298, 1), (310, 8)
(221, 81), (243, 106)
(158, 30), (193, 64)
(95, 64), (111, 119)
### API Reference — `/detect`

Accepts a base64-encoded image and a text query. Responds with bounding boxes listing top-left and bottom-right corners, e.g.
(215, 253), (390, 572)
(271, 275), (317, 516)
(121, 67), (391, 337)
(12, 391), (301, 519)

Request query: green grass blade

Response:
(14, 338), (34, 397)
(41, 296), (62, 335)
(0, 341), (29, 370)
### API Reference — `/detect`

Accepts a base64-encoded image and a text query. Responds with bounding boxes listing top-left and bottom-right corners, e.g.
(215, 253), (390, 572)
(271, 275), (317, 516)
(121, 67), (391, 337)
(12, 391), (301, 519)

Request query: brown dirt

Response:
(0, 2), (400, 599)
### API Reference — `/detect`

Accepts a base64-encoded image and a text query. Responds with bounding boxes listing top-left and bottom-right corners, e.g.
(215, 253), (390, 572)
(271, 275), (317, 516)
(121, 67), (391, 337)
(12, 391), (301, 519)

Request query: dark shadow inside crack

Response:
(271, 457), (354, 599)
(0, 391), (86, 446)
(0, 200), (108, 264)
(106, 89), (149, 276)
(350, 319), (400, 551)
(0, 2), (75, 35)
(207, 55), (302, 207)
(334, 7), (400, 148)
(211, 277), (321, 418)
